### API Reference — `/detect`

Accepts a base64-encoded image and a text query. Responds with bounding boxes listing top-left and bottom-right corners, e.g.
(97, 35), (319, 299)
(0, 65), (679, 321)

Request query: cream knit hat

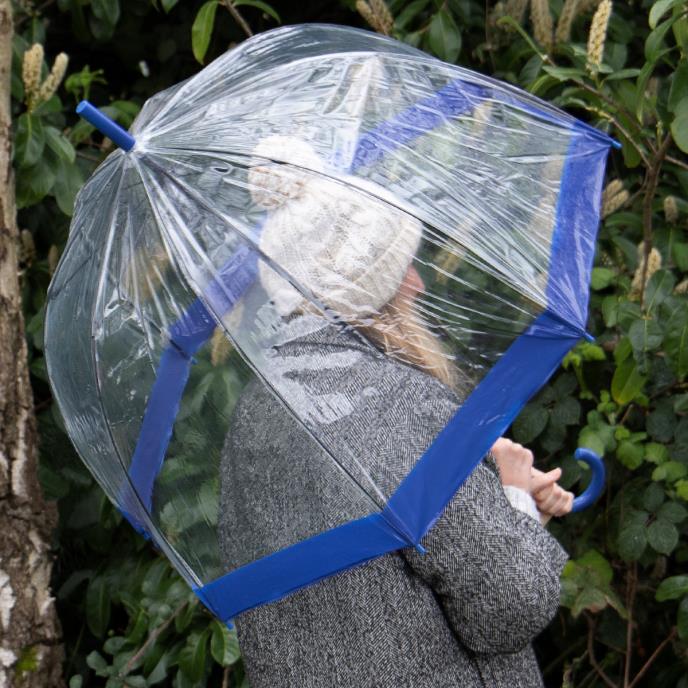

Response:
(251, 135), (423, 318)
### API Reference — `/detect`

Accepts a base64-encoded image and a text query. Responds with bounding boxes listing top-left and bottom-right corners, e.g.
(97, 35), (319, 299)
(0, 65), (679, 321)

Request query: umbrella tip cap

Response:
(76, 100), (136, 152)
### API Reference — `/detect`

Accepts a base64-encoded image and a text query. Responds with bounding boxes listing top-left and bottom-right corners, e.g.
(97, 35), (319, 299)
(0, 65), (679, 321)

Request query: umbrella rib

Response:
(130, 154), (424, 538)
(123, 202), (164, 373)
(153, 143), (550, 308)
(47, 153), (123, 300)
(142, 43), (580, 141)
(88, 160), (202, 587)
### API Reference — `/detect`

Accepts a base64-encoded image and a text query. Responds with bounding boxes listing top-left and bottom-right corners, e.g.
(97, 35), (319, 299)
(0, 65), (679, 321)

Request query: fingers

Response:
(530, 468), (562, 495)
(491, 438), (534, 491)
(491, 438), (533, 467)
(553, 489), (575, 517)
(491, 437), (512, 455)
(533, 483), (554, 507)
(492, 438), (578, 521)
(538, 485), (564, 514)
(536, 484), (575, 518)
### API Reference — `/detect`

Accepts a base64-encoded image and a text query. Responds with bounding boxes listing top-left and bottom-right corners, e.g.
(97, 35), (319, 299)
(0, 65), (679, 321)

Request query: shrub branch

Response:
(628, 627), (677, 688)
(119, 600), (189, 678)
(623, 562), (638, 687)
(586, 615), (617, 688)
(221, 0), (253, 37)
(639, 133), (673, 306)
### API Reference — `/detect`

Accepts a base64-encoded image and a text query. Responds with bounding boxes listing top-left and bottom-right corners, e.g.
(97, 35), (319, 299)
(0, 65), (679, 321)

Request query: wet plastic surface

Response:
(46, 25), (613, 607)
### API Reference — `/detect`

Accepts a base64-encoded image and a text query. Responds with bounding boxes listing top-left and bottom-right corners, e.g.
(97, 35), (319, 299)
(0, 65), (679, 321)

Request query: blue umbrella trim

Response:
(192, 124), (612, 623)
(82, 80), (614, 619)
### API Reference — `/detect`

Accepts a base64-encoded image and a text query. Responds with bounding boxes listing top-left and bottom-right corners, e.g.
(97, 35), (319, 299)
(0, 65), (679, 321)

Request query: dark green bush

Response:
(11, 0), (688, 685)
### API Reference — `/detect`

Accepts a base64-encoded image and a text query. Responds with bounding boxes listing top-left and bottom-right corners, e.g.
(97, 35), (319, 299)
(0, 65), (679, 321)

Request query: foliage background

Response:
(9, 0), (688, 685)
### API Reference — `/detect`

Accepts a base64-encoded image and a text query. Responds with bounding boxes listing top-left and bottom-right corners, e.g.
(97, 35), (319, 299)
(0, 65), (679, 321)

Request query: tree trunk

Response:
(0, 2), (64, 686)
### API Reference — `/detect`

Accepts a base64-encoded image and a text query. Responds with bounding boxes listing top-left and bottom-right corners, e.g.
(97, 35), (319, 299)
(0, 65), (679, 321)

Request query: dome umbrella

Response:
(45, 24), (609, 625)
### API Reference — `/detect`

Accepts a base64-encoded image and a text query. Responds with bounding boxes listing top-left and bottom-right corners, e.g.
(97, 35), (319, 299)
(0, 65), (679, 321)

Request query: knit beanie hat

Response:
(250, 135), (423, 318)
(248, 135), (324, 209)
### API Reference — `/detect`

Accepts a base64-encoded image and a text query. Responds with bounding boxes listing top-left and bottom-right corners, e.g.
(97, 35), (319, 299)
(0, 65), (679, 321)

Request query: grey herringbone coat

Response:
(218, 319), (568, 688)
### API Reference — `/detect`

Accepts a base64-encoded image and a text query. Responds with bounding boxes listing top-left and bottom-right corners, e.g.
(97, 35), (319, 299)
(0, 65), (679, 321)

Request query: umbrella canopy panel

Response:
(46, 25), (613, 602)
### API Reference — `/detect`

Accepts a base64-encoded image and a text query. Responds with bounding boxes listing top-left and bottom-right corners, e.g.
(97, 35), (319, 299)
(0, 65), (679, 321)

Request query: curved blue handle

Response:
(571, 448), (606, 512)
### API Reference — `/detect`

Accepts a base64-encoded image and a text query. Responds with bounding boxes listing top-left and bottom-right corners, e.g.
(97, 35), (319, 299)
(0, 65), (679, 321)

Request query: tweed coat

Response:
(218, 316), (568, 687)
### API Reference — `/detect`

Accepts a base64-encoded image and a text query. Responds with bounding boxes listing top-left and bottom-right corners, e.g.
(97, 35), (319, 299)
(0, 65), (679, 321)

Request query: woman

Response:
(219, 136), (574, 687)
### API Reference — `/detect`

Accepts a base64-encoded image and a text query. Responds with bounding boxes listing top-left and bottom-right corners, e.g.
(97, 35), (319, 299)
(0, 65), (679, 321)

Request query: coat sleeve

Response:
(359, 365), (569, 655)
(401, 459), (569, 654)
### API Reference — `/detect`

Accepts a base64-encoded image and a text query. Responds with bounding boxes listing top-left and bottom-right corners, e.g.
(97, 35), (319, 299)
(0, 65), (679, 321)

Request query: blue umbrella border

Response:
(75, 78), (616, 624)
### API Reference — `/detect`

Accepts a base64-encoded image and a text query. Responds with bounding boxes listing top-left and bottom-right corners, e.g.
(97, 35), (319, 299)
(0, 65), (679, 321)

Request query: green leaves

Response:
(652, 461), (688, 482)
(13, 62), (87, 211)
(192, 1), (219, 63)
(649, 0), (686, 29)
(611, 357), (646, 405)
(91, 0), (120, 27)
(669, 59), (688, 112)
(52, 159), (84, 216)
(618, 521), (648, 561)
(86, 651), (109, 676)
(89, 0), (121, 40)
(644, 270), (675, 314)
(591, 267), (616, 290)
(210, 621), (241, 667)
(645, 16), (675, 62)
(14, 113), (45, 168)
(512, 374), (580, 451)
(65, 551), (223, 686)
(668, 48), (688, 153)
(395, 0), (430, 31)
(676, 479), (688, 501)
(656, 575), (688, 601)
(616, 489), (685, 560)
(678, 596), (688, 640)
(647, 518), (679, 554)
(665, 303), (688, 380)
(561, 550), (626, 618)
(179, 630), (210, 682)
(617, 439), (645, 470)
(643, 482), (665, 511)
(671, 97), (688, 154)
(64, 66), (107, 102)
(45, 126), (76, 163)
(12, 2), (688, 687)
(628, 318), (663, 369)
(513, 403), (549, 444)
(234, 0), (280, 23)
(191, 0), (281, 62)
(647, 399), (678, 442)
(542, 66), (587, 82)
(657, 501), (688, 523)
(86, 573), (111, 638)
(427, 10), (461, 62)
(579, 410), (616, 457)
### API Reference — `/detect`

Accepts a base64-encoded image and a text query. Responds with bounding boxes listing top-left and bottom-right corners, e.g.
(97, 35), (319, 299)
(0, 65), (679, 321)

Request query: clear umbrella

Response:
(45, 24), (609, 624)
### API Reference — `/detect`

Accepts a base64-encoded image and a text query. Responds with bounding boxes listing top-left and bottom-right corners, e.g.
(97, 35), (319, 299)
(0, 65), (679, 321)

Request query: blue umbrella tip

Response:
(76, 99), (136, 152)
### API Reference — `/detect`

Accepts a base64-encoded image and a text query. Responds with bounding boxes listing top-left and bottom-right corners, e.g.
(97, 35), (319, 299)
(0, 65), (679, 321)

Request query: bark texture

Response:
(0, 2), (64, 686)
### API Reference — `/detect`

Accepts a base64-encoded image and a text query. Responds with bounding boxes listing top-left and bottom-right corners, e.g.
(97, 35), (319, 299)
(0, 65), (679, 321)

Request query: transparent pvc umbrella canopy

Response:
(45, 24), (612, 622)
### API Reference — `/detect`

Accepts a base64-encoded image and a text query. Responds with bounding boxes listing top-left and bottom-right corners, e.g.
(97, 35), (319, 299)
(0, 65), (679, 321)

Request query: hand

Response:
(531, 467), (574, 525)
(491, 438), (534, 491)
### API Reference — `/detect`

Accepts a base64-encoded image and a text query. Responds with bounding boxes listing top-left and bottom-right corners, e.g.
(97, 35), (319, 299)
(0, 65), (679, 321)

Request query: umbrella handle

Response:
(570, 448), (606, 512)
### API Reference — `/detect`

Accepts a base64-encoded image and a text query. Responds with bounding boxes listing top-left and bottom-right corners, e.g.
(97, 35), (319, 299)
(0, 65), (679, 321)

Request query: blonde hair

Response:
(354, 292), (466, 394)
